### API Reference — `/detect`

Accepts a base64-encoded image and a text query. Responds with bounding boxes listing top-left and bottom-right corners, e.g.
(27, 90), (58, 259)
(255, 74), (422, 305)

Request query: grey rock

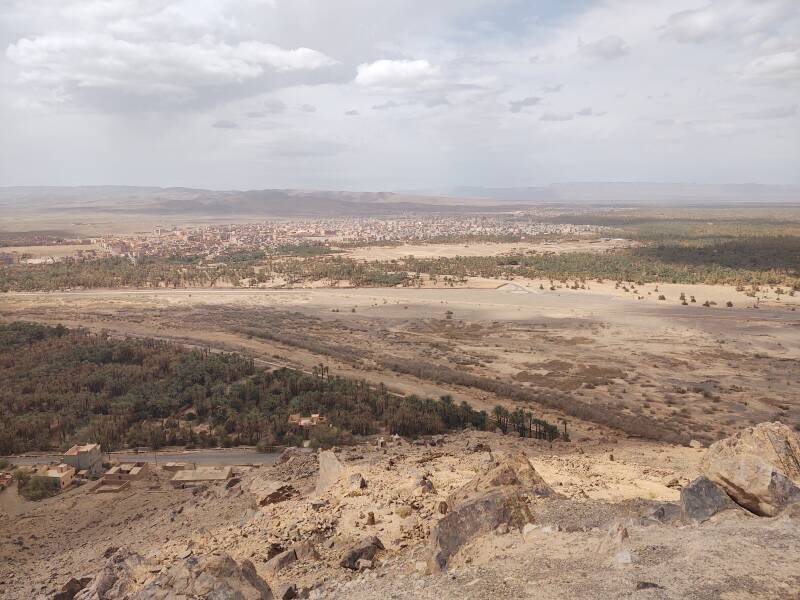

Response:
(339, 537), (384, 570)
(680, 476), (739, 522)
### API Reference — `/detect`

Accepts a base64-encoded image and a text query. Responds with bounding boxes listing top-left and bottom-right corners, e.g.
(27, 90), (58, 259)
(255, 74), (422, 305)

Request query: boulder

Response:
(425, 452), (552, 572)
(702, 422), (800, 484)
(680, 476), (739, 522)
(250, 479), (298, 507)
(264, 549), (297, 577)
(75, 549), (272, 600)
(274, 583), (298, 600)
(427, 488), (532, 572)
(704, 454), (800, 517)
(292, 541), (320, 561)
(315, 450), (344, 494)
(339, 537), (384, 570)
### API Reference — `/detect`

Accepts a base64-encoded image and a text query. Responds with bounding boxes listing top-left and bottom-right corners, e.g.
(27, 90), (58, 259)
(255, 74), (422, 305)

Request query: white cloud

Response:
(664, 0), (796, 44)
(578, 35), (629, 60)
(355, 59), (440, 89)
(5, 34), (336, 104)
(737, 50), (800, 81)
(212, 119), (239, 129)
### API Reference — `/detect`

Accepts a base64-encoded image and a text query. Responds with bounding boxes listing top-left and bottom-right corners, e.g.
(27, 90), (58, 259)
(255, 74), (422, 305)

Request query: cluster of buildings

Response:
(0, 442), (241, 497)
(2, 215), (606, 266)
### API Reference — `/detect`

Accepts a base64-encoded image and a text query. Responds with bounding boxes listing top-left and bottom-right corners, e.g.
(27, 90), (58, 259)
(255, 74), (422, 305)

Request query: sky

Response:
(0, 0), (798, 190)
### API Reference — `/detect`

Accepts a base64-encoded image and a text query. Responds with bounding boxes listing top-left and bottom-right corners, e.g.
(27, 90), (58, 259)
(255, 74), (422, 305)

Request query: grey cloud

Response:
(740, 104), (797, 119)
(299, 104), (317, 112)
(372, 100), (414, 110)
(264, 100), (287, 114)
(424, 96), (450, 108)
(542, 84), (563, 93)
(577, 107), (605, 117)
(578, 35), (629, 60)
(212, 119), (239, 129)
(509, 96), (540, 113)
(345, 109), (359, 116)
(540, 112), (573, 122)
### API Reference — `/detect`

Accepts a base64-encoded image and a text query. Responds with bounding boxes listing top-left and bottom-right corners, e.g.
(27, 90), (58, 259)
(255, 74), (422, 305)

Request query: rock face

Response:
(702, 422), (800, 517)
(315, 450), (345, 495)
(74, 549), (272, 600)
(680, 476), (739, 522)
(426, 452), (552, 572)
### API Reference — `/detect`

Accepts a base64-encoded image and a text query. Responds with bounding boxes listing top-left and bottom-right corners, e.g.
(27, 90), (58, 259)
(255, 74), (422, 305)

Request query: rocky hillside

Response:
(4, 423), (800, 600)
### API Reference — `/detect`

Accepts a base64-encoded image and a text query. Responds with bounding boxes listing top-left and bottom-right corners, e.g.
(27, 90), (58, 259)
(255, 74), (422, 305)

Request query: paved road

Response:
(4, 449), (280, 467)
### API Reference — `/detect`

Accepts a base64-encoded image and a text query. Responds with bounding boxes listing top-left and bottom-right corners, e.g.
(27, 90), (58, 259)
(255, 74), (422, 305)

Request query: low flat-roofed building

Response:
(38, 463), (75, 489)
(170, 466), (232, 487)
(63, 443), (103, 476)
(105, 462), (148, 481)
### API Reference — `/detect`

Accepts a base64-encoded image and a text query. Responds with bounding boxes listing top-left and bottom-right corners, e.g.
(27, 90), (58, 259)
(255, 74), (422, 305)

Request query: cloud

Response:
(578, 35), (629, 60)
(737, 50), (800, 81)
(344, 109), (359, 116)
(540, 112), (573, 122)
(664, 0), (796, 44)
(577, 107), (605, 117)
(509, 96), (541, 113)
(372, 100), (413, 110)
(212, 119), (239, 129)
(5, 34), (337, 107)
(299, 104), (317, 112)
(263, 100), (287, 114)
(740, 104), (797, 119)
(355, 59), (440, 89)
(542, 84), (563, 93)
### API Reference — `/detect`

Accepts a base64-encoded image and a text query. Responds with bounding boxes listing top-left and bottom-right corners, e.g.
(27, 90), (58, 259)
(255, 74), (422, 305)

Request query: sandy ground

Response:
(344, 239), (635, 260)
(2, 279), (799, 445)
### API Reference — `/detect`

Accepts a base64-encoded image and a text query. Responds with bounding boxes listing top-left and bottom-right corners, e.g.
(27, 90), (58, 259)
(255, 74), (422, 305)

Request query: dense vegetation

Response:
(0, 322), (563, 455)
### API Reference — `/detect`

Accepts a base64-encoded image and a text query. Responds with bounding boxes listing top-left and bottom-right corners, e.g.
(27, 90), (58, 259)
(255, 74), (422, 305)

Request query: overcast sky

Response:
(0, 0), (798, 190)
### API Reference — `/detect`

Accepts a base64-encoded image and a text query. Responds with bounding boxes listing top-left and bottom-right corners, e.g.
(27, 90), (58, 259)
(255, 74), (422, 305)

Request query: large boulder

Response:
(702, 422), (800, 483)
(704, 455), (800, 517)
(702, 422), (800, 517)
(680, 476), (739, 522)
(426, 452), (552, 572)
(427, 488), (532, 572)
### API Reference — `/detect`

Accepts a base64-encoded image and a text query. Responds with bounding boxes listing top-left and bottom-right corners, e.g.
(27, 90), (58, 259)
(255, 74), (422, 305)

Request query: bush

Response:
(20, 475), (59, 501)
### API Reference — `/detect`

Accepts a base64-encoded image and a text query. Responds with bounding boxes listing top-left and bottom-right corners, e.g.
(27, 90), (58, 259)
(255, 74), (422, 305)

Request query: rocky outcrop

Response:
(426, 452), (552, 572)
(702, 422), (800, 517)
(74, 549), (272, 600)
(680, 476), (739, 522)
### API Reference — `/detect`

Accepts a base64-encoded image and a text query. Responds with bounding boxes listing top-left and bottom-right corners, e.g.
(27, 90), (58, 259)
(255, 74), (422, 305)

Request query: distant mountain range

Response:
(407, 183), (800, 205)
(1, 183), (798, 222)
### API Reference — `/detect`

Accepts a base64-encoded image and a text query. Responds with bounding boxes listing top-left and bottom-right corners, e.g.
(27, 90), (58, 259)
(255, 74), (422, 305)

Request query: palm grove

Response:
(0, 322), (564, 455)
